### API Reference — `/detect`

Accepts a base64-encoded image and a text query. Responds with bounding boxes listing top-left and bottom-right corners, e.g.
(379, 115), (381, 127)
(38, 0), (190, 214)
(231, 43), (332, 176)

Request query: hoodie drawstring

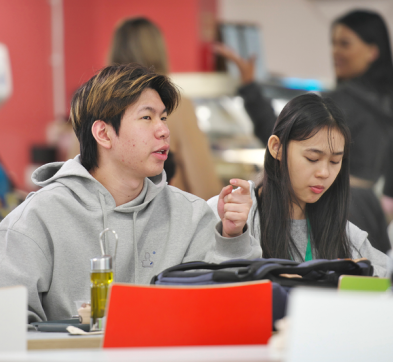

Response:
(98, 192), (108, 253)
(98, 192), (140, 285)
(133, 211), (139, 284)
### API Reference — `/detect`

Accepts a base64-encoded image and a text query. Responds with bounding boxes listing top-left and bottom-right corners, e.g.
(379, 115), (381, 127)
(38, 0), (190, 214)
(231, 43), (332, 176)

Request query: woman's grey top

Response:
(207, 181), (389, 277)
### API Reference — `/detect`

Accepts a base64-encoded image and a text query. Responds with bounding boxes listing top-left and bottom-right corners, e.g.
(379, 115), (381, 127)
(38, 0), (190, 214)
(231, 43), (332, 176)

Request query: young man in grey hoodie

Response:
(0, 64), (261, 323)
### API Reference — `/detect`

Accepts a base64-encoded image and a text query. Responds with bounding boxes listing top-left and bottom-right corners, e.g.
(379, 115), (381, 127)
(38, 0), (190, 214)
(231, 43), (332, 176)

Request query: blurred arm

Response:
(168, 97), (223, 200)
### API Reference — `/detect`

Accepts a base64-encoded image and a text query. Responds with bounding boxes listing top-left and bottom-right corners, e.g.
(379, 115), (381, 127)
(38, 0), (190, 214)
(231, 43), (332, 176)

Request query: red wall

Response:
(0, 0), (52, 188)
(0, 0), (217, 188)
(63, 0), (217, 106)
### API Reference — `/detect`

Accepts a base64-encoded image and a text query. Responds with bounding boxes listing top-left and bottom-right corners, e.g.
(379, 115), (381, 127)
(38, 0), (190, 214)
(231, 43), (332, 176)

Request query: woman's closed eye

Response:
(306, 157), (318, 163)
(306, 157), (341, 165)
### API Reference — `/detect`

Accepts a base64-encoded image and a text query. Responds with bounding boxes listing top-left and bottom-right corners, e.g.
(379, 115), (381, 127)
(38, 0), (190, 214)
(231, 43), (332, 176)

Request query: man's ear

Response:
(91, 120), (113, 150)
(267, 135), (282, 161)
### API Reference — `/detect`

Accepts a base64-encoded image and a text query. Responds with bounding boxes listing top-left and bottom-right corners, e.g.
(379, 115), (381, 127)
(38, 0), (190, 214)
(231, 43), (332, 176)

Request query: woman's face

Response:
(332, 24), (378, 80)
(287, 127), (345, 214)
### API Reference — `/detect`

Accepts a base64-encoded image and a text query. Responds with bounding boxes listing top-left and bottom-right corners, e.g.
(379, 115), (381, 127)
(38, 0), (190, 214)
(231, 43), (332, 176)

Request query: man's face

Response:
(109, 88), (170, 181)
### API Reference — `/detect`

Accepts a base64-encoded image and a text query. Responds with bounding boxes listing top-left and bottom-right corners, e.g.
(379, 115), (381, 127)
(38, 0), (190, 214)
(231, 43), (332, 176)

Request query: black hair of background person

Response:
(334, 10), (393, 93)
(255, 93), (352, 261)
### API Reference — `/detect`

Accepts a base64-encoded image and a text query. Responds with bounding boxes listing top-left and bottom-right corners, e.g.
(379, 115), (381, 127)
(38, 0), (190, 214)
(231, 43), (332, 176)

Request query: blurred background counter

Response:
(170, 72), (319, 185)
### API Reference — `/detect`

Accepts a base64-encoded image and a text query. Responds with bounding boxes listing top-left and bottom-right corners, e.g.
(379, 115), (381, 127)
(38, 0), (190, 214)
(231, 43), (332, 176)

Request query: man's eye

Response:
(161, 117), (167, 121)
(306, 158), (317, 163)
(142, 116), (151, 120)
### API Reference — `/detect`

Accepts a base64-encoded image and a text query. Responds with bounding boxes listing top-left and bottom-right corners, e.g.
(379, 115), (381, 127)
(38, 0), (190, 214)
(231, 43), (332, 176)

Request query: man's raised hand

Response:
(217, 179), (252, 238)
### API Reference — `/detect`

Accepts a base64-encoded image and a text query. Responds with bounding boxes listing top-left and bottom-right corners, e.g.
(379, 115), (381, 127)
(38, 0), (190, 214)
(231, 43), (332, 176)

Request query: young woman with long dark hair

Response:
(214, 9), (393, 254)
(208, 93), (388, 277)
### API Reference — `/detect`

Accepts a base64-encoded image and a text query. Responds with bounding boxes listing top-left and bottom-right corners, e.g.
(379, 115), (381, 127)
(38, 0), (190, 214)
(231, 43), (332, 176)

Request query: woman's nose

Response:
(316, 163), (330, 178)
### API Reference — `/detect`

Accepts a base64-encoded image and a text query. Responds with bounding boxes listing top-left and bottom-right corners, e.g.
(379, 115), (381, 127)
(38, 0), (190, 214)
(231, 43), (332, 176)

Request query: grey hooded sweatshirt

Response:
(0, 156), (261, 323)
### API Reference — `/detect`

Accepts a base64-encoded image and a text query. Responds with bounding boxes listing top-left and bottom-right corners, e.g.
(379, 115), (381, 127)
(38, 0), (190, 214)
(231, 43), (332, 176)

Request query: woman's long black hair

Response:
(334, 10), (393, 93)
(255, 93), (352, 260)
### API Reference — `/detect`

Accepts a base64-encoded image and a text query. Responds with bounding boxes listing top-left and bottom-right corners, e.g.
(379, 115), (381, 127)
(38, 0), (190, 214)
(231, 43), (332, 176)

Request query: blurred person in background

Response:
(0, 160), (25, 220)
(215, 9), (393, 254)
(0, 54), (26, 219)
(46, 117), (80, 161)
(109, 17), (223, 200)
(328, 10), (393, 253)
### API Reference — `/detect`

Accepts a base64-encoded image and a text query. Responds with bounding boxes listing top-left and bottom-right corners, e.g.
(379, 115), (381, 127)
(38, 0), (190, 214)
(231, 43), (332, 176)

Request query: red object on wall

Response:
(0, 0), (217, 189)
(103, 282), (272, 348)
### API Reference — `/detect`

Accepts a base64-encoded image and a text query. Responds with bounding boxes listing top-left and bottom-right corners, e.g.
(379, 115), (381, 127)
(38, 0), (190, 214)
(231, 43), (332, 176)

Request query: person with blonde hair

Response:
(109, 17), (223, 200)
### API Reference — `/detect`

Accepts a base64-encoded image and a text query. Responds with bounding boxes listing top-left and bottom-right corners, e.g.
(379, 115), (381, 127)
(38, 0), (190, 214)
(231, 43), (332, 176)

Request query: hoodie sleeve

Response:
(181, 196), (261, 264)
(0, 222), (53, 323)
(207, 221), (262, 263)
(347, 221), (389, 277)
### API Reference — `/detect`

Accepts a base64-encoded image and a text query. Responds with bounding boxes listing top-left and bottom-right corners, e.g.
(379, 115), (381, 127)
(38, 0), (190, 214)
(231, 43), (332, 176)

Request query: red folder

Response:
(103, 281), (272, 348)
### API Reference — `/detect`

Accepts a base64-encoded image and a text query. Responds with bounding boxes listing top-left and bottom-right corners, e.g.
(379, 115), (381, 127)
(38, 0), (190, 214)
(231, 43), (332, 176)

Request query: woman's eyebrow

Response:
(305, 148), (344, 156)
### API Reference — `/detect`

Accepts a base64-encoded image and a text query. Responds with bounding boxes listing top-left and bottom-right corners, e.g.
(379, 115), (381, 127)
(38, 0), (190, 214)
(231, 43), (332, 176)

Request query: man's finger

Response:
(224, 193), (251, 204)
(218, 185), (233, 201)
(229, 179), (250, 195)
(224, 202), (249, 213)
(223, 211), (245, 222)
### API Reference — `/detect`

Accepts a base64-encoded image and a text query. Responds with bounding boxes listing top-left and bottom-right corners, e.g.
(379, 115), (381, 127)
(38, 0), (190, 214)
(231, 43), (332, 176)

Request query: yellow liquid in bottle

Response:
(90, 271), (113, 323)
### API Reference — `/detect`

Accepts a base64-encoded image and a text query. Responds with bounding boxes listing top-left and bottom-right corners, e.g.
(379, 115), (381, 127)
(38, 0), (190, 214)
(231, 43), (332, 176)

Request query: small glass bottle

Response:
(90, 228), (118, 331)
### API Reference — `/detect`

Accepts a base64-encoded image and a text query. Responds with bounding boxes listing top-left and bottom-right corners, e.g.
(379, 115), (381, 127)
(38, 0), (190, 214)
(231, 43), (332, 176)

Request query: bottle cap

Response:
(90, 255), (112, 271)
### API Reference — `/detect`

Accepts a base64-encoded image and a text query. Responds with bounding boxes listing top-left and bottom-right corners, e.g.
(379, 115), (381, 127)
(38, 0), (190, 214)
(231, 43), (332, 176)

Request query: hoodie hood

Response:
(31, 155), (167, 213)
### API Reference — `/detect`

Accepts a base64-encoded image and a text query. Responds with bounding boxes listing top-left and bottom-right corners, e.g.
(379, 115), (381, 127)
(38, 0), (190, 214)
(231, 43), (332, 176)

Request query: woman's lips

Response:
(310, 186), (324, 194)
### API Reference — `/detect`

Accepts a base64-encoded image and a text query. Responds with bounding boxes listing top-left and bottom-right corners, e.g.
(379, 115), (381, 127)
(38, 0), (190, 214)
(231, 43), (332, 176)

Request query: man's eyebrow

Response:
(138, 106), (167, 115)
(305, 148), (344, 156)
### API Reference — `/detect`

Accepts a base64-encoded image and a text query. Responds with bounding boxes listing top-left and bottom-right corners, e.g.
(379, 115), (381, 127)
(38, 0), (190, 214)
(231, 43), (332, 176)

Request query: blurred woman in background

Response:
(328, 10), (393, 253)
(109, 17), (223, 200)
(215, 9), (393, 253)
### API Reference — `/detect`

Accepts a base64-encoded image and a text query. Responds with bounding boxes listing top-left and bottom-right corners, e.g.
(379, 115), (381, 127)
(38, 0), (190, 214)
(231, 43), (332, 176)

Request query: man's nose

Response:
(156, 121), (170, 139)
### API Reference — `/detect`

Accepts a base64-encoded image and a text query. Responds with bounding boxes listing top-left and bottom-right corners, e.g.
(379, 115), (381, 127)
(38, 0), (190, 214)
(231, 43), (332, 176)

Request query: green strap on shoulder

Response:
(305, 218), (312, 261)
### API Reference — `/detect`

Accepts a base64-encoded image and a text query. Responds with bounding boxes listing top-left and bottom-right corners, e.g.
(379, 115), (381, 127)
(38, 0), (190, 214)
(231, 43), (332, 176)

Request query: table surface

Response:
(27, 331), (102, 350)
(0, 345), (273, 362)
